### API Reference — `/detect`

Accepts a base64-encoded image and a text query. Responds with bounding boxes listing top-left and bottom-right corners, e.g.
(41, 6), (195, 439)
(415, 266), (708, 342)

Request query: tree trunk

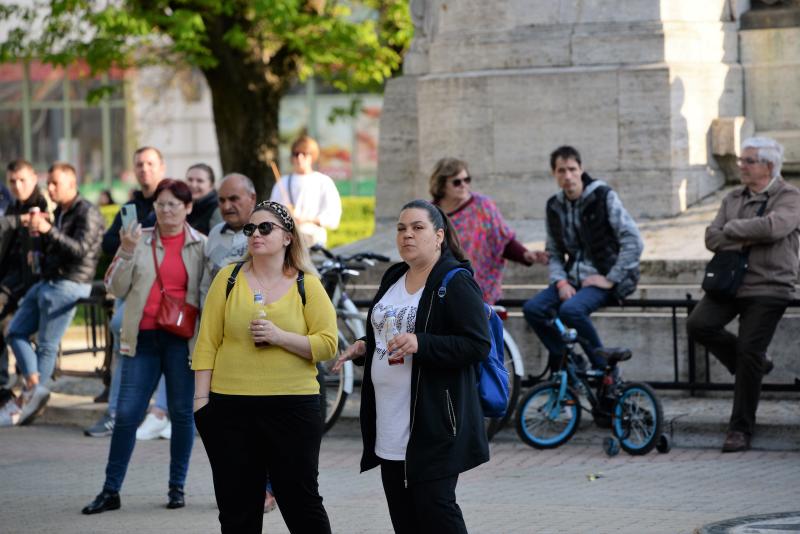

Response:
(201, 19), (297, 200)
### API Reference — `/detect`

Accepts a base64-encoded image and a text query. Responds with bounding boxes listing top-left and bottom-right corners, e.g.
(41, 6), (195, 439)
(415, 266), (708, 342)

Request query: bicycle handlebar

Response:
(311, 244), (391, 268)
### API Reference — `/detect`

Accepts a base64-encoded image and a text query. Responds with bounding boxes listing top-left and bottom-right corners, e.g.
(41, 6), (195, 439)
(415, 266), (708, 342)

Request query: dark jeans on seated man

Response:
(686, 295), (788, 437)
(522, 283), (612, 369)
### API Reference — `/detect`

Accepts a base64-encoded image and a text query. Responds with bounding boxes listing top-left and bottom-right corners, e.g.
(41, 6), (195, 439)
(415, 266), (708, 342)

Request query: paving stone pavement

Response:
(1, 421), (798, 534)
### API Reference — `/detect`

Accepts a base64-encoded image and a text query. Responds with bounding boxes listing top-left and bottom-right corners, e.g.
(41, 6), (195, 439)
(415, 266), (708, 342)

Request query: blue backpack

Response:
(438, 268), (509, 418)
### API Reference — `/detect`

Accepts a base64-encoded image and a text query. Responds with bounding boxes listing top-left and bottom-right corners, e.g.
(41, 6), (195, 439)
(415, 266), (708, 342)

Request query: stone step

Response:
(36, 378), (800, 452)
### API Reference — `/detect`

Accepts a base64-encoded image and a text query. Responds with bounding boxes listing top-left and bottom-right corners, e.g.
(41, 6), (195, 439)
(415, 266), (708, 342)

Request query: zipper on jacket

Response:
(405, 290), (435, 488)
(445, 389), (457, 436)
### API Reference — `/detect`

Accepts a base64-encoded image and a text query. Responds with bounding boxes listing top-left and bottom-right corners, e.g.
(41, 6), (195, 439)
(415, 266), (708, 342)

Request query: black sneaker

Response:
(84, 412), (115, 437)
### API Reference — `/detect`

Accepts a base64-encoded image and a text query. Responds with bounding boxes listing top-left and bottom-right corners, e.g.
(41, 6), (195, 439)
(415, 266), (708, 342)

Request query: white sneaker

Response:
(159, 421), (172, 440)
(18, 385), (50, 426)
(0, 401), (21, 427)
(136, 413), (169, 440)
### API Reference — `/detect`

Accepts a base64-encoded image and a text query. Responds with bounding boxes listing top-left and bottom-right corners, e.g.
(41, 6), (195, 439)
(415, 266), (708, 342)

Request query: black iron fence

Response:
(355, 295), (800, 394)
(58, 288), (799, 394)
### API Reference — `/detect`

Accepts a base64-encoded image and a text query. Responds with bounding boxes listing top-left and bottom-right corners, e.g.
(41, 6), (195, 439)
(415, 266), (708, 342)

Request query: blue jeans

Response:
(107, 299), (168, 417)
(522, 283), (612, 369)
(107, 298), (124, 417)
(103, 330), (195, 492)
(8, 280), (92, 383)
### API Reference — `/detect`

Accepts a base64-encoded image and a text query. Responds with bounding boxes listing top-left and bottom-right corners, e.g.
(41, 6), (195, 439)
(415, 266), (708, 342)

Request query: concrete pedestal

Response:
(379, 1), (747, 220)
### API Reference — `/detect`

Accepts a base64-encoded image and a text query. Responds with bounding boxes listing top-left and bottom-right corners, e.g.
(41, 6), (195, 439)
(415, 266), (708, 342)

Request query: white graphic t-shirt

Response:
(371, 273), (423, 460)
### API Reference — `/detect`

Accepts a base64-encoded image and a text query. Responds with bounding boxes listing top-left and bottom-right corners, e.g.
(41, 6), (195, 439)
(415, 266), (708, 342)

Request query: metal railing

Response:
(58, 287), (799, 393)
(55, 282), (113, 384)
(354, 295), (800, 394)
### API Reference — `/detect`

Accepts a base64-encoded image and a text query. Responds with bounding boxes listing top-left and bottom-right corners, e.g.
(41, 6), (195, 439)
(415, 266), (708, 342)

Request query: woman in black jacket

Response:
(334, 199), (490, 534)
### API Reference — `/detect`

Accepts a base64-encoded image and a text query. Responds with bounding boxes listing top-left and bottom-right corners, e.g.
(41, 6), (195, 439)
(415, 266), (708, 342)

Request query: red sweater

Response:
(140, 232), (188, 330)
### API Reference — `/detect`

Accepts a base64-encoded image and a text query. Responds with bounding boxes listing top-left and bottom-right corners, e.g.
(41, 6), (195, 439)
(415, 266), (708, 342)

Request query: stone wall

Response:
(378, 1), (749, 222)
(740, 8), (800, 173)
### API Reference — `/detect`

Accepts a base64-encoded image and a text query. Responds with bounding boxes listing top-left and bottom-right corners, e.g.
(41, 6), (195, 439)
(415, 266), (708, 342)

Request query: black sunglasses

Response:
(450, 176), (472, 187)
(243, 221), (289, 237)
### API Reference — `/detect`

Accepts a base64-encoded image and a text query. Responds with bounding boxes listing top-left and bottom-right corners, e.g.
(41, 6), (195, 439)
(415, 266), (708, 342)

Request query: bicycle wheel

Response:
(516, 382), (581, 449)
(319, 335), (350, 433)
(485, 340), (522, 440)
(612, 382), (663, 455)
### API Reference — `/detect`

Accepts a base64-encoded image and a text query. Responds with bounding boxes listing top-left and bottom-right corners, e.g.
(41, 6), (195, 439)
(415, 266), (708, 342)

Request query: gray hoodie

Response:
(546, 177), (643, 297)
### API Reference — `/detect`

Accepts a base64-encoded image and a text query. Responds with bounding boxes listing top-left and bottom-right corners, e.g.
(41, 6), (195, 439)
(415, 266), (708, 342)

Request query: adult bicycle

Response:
(515, 316), (669, 456)
(312, 245), (390, 432)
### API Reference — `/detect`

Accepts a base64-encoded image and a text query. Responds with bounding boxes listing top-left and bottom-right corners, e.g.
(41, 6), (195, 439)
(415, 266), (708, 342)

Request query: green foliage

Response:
(0, 1), (412, 89)
(327, 196), (375, 248)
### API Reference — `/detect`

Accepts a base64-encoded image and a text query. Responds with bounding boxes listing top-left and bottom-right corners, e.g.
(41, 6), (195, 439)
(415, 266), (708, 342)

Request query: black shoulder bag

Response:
(701, 199), (767, 300)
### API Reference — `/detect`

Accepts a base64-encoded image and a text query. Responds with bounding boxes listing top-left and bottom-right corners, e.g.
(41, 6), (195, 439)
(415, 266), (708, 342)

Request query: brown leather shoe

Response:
(721, 431), (751, 453)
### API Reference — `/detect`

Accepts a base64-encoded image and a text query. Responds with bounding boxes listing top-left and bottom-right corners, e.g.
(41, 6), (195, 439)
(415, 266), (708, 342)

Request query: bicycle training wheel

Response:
(485, 340), (522, 440)
(318, 334), (350, 433)
(612, 382), (663, 455)
(516, 382), (582, 449)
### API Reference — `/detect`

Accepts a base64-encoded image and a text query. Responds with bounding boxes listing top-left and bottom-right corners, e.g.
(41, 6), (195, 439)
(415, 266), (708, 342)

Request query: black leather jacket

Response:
(0, 188), (49, 301)
(40, 195), (105, 284)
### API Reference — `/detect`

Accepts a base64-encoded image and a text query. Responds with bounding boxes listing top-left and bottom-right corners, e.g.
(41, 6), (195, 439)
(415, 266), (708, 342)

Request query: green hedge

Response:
(328, 196), (375, 248)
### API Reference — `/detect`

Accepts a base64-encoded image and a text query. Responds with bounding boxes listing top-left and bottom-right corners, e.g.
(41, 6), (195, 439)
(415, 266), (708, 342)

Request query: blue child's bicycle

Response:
(515, 316), (670, 456)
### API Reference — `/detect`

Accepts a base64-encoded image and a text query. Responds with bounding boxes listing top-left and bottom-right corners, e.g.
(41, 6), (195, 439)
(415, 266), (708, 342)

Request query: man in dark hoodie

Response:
(523, 146), (643, 372)
(101, 146), (165, 255)
(0, 160), (49, 391)
(85, 146), (166, 437)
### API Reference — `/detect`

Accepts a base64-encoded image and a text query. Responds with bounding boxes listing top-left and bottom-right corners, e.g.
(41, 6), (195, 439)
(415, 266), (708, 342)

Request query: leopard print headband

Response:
(255, 200), (295, 231)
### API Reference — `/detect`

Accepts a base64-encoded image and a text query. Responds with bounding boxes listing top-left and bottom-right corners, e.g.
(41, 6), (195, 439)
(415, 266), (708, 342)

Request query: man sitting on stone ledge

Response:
(523, 145), (643, 372)
(687, 136), (800, 453)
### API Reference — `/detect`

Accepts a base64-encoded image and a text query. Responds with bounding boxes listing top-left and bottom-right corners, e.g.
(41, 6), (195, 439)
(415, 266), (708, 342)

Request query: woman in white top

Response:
(270, 135), (342, 246)
(334, 199), (491, 534)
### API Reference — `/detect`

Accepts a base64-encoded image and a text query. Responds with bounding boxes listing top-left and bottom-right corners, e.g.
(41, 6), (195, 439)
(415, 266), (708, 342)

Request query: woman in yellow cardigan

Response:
(192, 200), (337, 534)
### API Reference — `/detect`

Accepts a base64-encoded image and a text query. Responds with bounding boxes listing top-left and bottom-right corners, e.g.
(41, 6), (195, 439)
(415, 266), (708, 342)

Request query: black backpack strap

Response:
(226, 262), (245, 300)
(297, 270), (306, 306)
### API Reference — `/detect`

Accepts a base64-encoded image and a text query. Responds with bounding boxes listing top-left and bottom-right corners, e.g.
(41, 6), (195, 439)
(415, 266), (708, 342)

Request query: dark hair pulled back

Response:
(400, 199), (466, 262)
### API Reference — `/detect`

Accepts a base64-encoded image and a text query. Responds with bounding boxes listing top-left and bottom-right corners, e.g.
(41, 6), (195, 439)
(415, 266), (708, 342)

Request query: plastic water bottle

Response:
(252, 291), (269, 347)
(385, 309), (403, 366)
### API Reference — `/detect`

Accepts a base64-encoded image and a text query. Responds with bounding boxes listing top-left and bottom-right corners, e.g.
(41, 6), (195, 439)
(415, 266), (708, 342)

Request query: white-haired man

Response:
(687, 137), (800, 452)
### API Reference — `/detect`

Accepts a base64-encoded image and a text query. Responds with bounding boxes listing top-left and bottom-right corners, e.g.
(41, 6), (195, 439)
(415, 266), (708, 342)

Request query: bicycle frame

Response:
(550, 318), (608, 416)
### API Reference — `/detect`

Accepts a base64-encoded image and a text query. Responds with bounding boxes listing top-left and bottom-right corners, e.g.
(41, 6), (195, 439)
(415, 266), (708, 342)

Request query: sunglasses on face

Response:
(242, 221), (289, 237)
(449, 176), (472, 187)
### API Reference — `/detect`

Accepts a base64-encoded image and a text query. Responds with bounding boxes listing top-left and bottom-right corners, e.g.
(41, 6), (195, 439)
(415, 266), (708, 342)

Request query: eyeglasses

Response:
(154, 201), (184, 211)
(737, 157), (765, 166)
(449, 176), (472, 187)
(243, 221), (289, 237)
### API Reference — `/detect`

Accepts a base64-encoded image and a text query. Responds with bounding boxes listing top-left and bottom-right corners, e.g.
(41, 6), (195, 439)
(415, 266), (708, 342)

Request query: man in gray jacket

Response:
(687, 137), (800, 453)
(523, 146), (643, 372)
